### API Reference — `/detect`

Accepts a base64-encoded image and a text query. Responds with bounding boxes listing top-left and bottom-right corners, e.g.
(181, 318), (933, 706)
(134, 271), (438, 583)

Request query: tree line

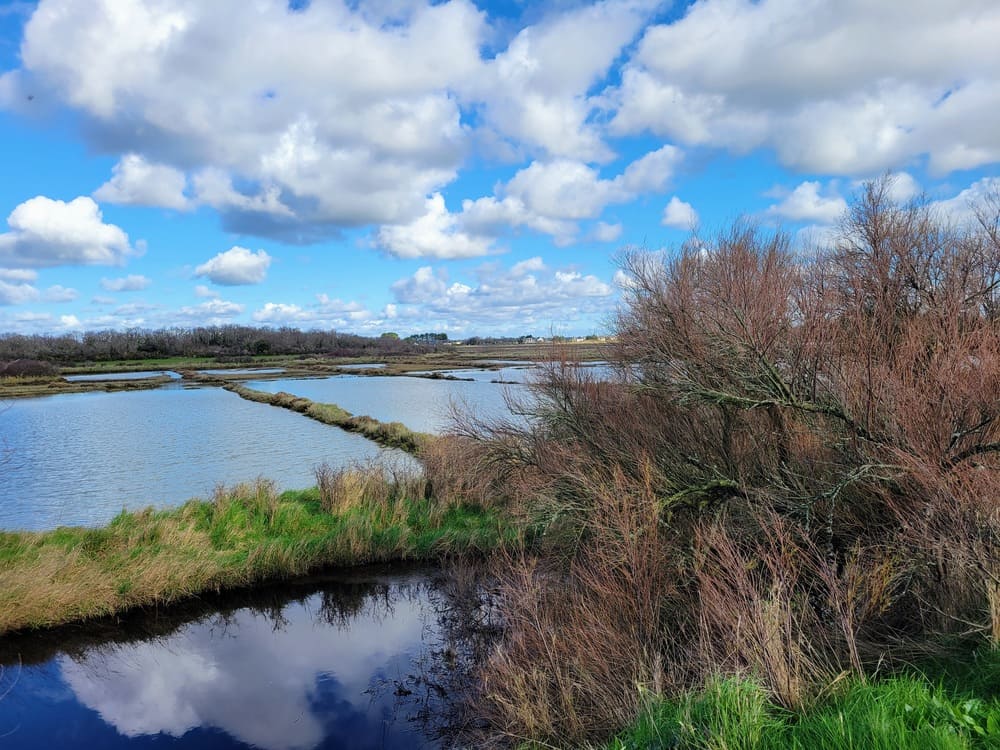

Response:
(0, 325), (444, 364)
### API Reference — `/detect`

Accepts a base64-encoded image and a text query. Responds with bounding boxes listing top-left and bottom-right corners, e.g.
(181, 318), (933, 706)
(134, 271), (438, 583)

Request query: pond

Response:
(0, 385), (406, 531)
(0, 567), (486, 749)
(245, 374), (526, 434)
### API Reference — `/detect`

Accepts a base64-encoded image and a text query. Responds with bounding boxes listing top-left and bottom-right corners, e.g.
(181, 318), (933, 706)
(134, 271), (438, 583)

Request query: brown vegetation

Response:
(449, 178), (1000, 745)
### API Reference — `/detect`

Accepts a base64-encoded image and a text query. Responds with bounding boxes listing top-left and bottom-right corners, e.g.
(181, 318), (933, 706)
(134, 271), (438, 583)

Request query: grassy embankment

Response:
(0, 471), (519, 635)
(223, 382), (433, 454)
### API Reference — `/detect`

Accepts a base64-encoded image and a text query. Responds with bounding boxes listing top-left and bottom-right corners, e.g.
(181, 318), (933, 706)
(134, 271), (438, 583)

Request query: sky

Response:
(0, 0), (997, 339)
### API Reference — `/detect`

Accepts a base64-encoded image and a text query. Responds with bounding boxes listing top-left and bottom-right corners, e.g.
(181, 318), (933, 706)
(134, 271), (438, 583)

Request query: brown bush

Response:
(461, 177), (1000, 744)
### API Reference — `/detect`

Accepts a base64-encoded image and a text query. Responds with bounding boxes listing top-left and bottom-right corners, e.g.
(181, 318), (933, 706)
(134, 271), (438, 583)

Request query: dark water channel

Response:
(0, 567), (488, 749)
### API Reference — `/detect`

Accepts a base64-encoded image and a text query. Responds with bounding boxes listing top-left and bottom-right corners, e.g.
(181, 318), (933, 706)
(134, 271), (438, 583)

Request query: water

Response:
(0, 568), (482, 749)
(64, 371), (181, 382)
(0, 386), (404, 531)
(246, 375), (526, 434)
(408, 366), (537, 384)
(197, 368), (287, 376)
(336, 363), (387, 370)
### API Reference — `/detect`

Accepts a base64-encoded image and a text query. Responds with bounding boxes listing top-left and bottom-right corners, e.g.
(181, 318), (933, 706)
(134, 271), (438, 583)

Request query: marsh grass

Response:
(0, 475), (518, 635)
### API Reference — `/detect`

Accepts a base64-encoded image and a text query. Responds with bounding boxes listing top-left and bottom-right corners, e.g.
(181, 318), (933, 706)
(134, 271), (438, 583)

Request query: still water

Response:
(64, 371), (181, 382)
(0, 385), (405, 531)
(245, 374), (526, 434)
(0, 568), (480, 749)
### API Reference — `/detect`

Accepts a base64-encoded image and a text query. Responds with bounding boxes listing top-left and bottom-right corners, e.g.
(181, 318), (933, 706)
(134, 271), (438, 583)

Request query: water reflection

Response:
(0, 568), (485, 749)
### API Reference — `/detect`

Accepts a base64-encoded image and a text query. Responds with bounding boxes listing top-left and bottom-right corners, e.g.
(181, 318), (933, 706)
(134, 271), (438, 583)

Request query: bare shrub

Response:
(462, 176), (1000, 743)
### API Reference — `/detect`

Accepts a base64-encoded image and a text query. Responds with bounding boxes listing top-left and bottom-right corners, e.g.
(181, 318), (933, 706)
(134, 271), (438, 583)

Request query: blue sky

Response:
(0, 0), (997, 338)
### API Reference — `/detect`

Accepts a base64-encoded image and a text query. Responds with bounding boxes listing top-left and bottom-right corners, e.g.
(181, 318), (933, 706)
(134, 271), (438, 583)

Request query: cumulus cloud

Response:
(377, 193), (494, 259)
(7, 0), (487, 240)
(176, 299), (244, 321)
(195, 247), (271, 286)
(767, 181), (848, 224)
(101, 274), (151, 292)
(389, 258), (614, 332)
(194, 284), (219, 299)
(251, 295), (384, 329)
(0, 196), (137, 268)
(454, 145), (682, 246)
(94, 154), (190, 210)
(885, 171), (921, 203)
(610, 0), (1000, 175)
(468, 0), (659, 162)
(0, 268), (37, 282)
(0, 279), (39, 305)
(592, 221), (623, 242)
(44, 284), (78, 302)
(931, 177), (1000, 225)
(661, 196), (698, 229)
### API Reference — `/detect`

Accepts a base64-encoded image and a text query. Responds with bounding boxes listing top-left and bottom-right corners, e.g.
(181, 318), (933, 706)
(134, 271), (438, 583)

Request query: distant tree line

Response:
(0, 325), (444, 364)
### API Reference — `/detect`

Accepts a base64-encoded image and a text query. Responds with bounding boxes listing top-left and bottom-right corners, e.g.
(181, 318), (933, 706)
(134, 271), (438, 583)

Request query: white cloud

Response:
(194, 284), (219, 299)
(0, 279), (39, 305)
(931, 176), (1000, 225)
(767, 181), (847, 224)
(59, 313), (82, 328)
(390, 258), (614, 332)
(251, 296), (383, 329)
(376, 193), (494, 259)
(885, 171), (921, 203)
(94, 154), (190, 210)
(0, 196), (137, 268)
(661, 196), (698, 229)
(195, 246), (272, 286)
(0, 268), (37, 282)
(101, 274), (151, 292)
(9, 0), (486, 240)
(610, 0), (1000, 175)
(44, 284), (78, 302)
(176, 299), (244, 321)
(390, 266), (450, 304)
(469, 0), (658, 162)
(252, 302), (307, 324)
(592, 221), (623, 242)
(459, 145), (681, 246)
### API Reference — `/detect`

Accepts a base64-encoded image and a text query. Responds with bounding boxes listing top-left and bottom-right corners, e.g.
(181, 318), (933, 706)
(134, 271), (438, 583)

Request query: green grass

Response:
(0, 476), (520, 635)
(607, 657), (1000, 750)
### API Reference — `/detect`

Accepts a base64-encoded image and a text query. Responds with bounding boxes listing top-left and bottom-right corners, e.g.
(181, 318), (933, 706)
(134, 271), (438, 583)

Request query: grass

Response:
(225, 383), (434, 454)
(0, 474), (520, 635)
(605, 656), (1000, 750)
